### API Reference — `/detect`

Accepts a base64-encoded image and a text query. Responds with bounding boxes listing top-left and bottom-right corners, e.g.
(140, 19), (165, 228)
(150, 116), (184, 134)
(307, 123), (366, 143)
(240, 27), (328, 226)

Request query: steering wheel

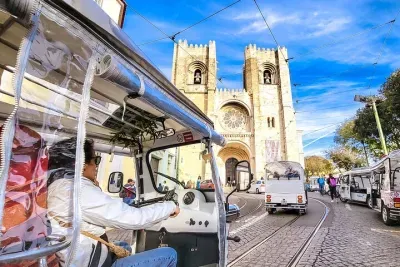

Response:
(155, 172), (185, 188)
(163, 189), (179, 206)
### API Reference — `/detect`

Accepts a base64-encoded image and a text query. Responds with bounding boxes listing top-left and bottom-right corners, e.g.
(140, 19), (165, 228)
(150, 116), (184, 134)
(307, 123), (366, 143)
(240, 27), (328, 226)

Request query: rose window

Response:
(220, 105), (249, 131)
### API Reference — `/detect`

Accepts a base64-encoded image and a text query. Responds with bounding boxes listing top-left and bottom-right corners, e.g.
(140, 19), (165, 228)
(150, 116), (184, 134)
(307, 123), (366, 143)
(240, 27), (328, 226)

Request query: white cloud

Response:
(308, 17), (351, 37)
(234, 9), (301, 35)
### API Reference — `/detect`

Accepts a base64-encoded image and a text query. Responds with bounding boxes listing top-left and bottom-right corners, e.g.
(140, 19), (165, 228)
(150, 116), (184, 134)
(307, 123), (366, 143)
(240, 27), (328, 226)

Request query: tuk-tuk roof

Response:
(31, 0), (225, 146)
(342, 166), (372, 176)
(370, 149), (400, 171)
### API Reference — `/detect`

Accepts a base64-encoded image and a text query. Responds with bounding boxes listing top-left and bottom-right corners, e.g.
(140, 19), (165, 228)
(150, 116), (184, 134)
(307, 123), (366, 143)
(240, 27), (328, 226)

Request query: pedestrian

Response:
(187, 180), (194, 189)
(317, 176), (325, 194)
(196, 176), (201, 189)
(122, 179), (136, 205)
(158, 182), (163, 191)
(327, 174), (338, 203)
(163, 181), (169, 191)
(226, 176), (231, 187)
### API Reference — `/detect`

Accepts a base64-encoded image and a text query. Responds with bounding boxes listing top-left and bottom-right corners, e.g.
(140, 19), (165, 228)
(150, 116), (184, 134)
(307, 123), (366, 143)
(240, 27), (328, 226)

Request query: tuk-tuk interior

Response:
(0, 3), (229, 266)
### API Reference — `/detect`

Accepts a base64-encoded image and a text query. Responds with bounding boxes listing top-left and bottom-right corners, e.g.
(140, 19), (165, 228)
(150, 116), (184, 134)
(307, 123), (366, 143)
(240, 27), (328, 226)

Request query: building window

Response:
(272, 117), (275, 128)
(263, 70), (272, 84)
(194, 69), (202, 84)
(267, 117), (271, 127)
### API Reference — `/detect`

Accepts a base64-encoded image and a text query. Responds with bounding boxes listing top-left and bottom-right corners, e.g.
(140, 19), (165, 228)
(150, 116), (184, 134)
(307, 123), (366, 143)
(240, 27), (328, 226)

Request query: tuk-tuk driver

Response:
(47, 138), (179, 267)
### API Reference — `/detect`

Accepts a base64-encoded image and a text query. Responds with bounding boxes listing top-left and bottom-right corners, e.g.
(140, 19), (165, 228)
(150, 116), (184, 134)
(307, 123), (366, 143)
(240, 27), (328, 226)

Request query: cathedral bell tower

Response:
(171, 40), (217, 118)
(244, 44), (300, 177)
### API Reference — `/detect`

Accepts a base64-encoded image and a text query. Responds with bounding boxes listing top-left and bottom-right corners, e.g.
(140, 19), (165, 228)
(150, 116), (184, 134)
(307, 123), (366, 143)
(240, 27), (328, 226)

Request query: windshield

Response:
(148, 143), (212, 192)
(265, 162), (304, 181)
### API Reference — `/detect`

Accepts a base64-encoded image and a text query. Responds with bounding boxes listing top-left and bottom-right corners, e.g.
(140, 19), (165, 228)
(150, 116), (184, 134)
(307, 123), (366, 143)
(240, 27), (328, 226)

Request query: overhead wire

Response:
(365, 9), (400, 93)
(302, 123), (340, 137)
(292, 19), (395, 60)
(294, 11), (400, 106)
(252, 0), (289, 63)
(295, 103), (360, 113)
(137, 0), (241, 47)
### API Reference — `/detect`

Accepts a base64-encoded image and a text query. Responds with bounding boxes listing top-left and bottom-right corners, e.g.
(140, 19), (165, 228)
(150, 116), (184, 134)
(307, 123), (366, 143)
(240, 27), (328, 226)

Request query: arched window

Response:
(272, 117), (275, 128)
(263, 70), (272, 84)
(267, 117), (271, 127)
(194, 69), (202, 84)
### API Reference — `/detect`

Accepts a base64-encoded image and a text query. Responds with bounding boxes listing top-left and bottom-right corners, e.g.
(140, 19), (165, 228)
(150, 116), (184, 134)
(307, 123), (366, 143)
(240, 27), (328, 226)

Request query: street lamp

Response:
(354, 95), (388, 155)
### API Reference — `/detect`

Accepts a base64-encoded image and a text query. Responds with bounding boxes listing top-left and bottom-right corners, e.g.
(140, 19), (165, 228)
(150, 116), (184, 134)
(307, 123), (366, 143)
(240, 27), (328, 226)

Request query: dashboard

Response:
(147, 189), (218, 233)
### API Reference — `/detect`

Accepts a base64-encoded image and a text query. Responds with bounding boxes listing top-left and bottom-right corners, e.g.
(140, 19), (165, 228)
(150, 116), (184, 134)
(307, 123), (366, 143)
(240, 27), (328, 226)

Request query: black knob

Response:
(199, 221), (202, 225)
(205, 220), (209, 227)
(228, 236), (241, 242)
(190, 218), (196, 226)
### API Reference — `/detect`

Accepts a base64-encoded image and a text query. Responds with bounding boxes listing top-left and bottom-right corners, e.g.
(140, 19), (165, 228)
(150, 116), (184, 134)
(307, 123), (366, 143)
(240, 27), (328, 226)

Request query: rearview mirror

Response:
(235, 161), (253, 192)
(108, 172), (123, 193)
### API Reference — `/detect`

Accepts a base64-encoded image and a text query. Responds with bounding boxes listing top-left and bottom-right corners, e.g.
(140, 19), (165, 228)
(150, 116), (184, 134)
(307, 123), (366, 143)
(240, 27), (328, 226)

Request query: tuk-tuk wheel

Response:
(267, 208), (275, 214)
(382, 206), (395, 226)
(339, 196), (348, 203)
(298, 209), (306, 216)
(367, 196), (373, 209)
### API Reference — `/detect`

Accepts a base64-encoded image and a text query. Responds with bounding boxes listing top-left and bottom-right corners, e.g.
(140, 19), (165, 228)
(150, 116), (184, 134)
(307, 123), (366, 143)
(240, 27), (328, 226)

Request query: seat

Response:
(0, 124), (59, 267)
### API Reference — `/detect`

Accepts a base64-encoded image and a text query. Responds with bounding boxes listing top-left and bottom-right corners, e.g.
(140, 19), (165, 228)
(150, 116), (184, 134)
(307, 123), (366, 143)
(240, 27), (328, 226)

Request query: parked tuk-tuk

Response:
(369, 150), (400, 225)
(0, 1), (247, 266)
(264, 161), (308, 215)
(339, 167), (374, 208)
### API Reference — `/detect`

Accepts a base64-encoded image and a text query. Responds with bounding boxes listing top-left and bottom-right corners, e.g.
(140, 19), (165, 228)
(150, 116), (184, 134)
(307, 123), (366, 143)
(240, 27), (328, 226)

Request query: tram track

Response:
(237, 194), (264, 219)
(227, 198), (329, 267)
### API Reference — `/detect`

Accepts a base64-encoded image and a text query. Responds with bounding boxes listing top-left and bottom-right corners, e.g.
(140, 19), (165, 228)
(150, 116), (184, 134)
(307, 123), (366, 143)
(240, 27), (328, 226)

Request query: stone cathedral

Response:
(171, 40), (304, 182)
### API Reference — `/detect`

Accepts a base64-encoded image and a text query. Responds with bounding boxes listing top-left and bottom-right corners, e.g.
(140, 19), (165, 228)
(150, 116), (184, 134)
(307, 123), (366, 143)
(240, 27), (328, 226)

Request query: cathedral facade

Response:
(171, 40), (304, 182)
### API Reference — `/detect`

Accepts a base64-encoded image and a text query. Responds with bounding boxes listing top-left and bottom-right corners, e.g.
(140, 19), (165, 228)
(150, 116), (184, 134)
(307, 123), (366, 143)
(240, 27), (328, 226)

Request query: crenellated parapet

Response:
(176, 39), (216, 57)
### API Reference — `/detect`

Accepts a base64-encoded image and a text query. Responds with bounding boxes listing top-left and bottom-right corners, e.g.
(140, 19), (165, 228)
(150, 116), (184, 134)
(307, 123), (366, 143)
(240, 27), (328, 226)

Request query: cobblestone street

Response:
(107, 192), (400, 266)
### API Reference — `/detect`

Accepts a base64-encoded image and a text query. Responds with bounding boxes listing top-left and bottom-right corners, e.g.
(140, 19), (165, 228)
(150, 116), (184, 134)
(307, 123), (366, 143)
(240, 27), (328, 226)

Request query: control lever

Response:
(227, 236), (241, 242)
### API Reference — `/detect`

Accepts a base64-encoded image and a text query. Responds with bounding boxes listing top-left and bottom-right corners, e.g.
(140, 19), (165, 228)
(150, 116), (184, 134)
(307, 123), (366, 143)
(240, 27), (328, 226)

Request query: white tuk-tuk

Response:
(264, 161), (308, 215)
(369, 150), (400, 225)
(339, 167), (374, 208)
(0, 1), (248, 266)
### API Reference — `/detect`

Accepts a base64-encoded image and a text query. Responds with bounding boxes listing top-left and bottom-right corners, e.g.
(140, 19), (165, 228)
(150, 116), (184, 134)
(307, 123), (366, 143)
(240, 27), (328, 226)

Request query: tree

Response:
(326, 146), (366, 171)
(353, 99), (400, 157)
(351, 70), (400, 157)
(305, 156), (333, 177)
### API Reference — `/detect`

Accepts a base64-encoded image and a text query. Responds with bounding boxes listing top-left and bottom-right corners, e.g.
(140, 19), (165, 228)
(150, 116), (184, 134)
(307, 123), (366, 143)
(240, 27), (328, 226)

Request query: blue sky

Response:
(123, 0), (400, 157)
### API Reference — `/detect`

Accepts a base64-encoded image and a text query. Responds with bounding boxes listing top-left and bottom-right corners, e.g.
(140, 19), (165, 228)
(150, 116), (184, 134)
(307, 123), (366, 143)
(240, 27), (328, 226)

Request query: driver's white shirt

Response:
(47, 177), (176, 266)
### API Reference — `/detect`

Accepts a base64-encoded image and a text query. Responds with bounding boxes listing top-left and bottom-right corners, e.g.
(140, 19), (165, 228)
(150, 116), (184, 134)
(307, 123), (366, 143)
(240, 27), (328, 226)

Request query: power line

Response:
(252, 0), (289, 63)
(303, 130), (337, 148)
(294, 12), (400, 105)
(295, 103), (360, 113)
(292, 19), (395, 60)
(130, 6), (226, 86)
(302, 124), (339, 137)
(137, 0), (241, 47)
(138, 36), (169, 46)
(366, 9), (400, 92)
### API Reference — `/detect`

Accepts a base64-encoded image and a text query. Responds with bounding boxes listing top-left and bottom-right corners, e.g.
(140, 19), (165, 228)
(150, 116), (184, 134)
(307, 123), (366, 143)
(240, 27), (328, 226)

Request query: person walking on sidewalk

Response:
(327, 174), (338, 203)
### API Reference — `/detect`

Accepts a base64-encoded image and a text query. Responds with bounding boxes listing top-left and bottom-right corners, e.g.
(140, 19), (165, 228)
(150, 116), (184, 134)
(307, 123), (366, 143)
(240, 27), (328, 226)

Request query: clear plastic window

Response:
(0, 13), (93, 257)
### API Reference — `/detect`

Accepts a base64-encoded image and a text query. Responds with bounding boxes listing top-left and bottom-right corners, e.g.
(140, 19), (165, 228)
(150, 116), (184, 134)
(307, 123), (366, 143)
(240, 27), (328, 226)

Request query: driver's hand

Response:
(170, 206), (180, 218)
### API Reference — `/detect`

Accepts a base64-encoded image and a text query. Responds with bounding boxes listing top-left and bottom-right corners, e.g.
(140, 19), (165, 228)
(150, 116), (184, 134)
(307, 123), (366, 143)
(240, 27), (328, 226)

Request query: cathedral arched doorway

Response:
(225, 158), (238, 185)
(217, 142), (251, 185)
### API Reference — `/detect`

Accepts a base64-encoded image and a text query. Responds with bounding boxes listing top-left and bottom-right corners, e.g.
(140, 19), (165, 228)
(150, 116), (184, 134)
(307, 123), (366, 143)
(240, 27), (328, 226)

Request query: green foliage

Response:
(110, 117), (159, 148)
(331, 70), (400, 161)
(305, 156), (333, 177)
(352, 70), (400, 157)
(326, 147), (366, 171)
